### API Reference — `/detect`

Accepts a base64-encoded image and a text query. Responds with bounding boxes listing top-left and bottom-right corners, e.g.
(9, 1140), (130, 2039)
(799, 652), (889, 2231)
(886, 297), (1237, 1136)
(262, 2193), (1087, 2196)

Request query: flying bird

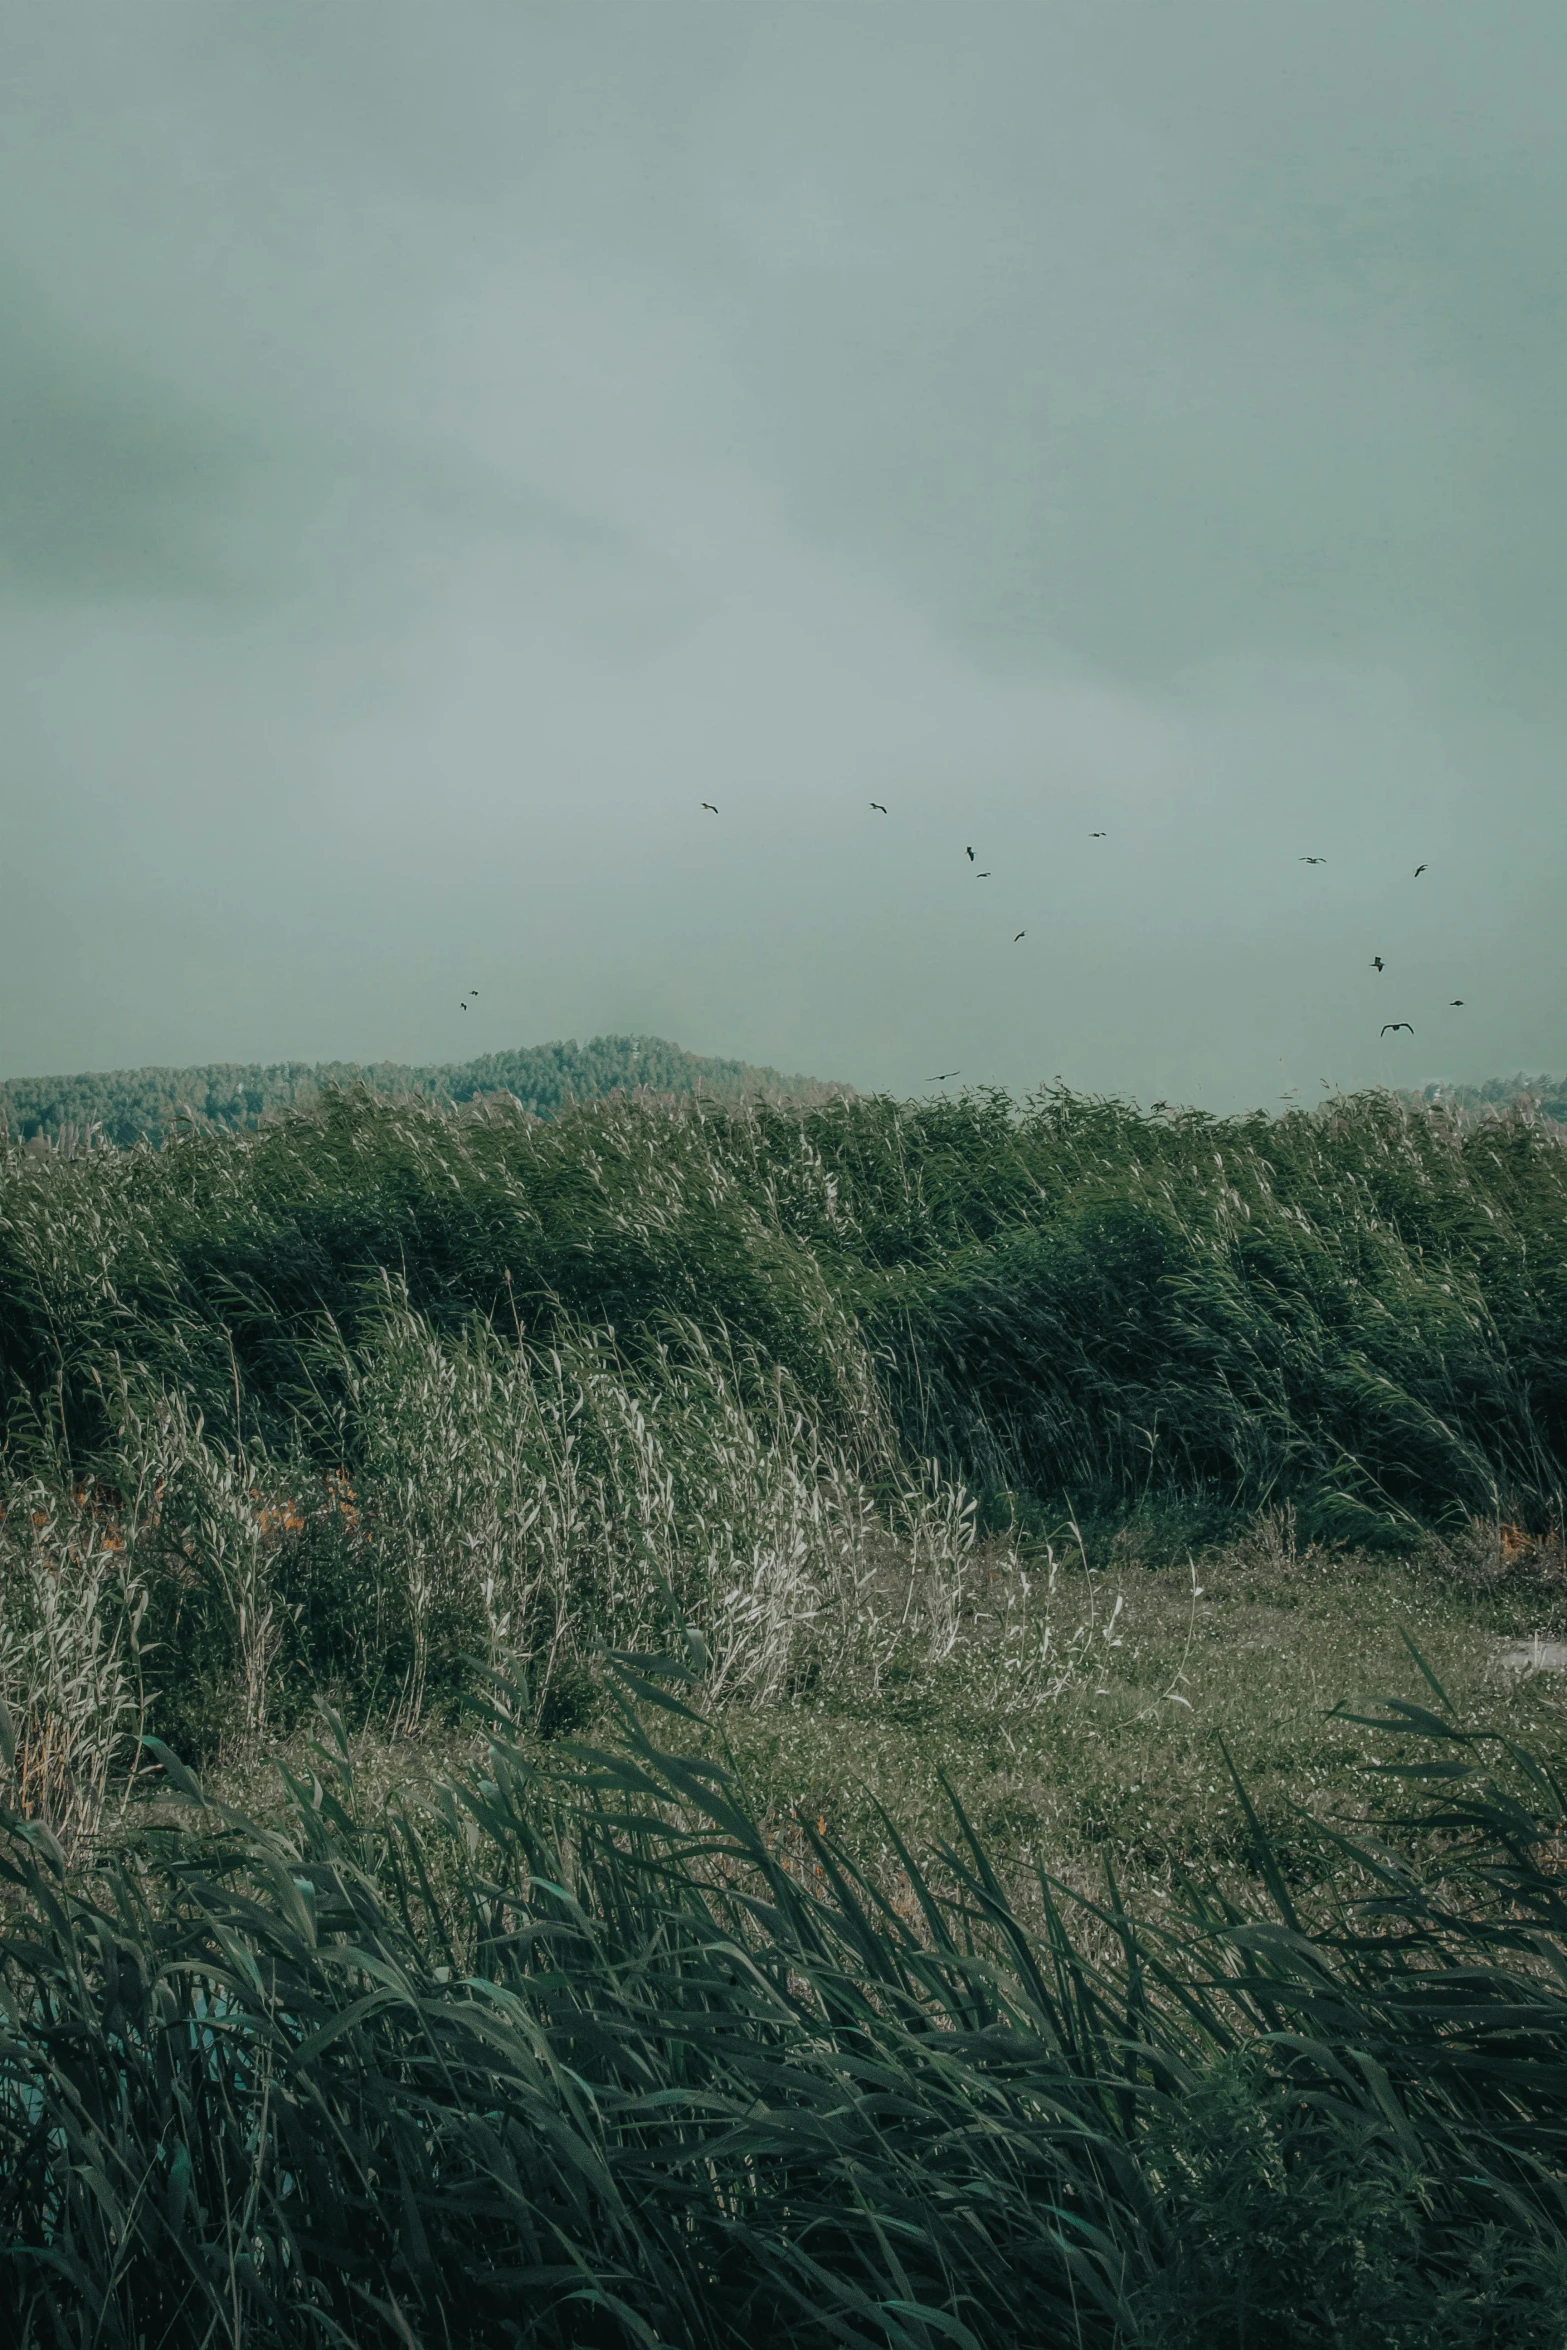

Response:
(1090, 831), (1106, 838)
(1013, 930), (1026, 943)
(701, 801), (718, 813)
(870, 801), (888, 813)
(1380, 1022), (1414, 1037)
(1371, 956), (1384, 972)
(1414, 864), (1427, 876)
(966, 846), (975, 861)
(1450, 999), (1465, 1007)
(977, 870), (991, 877)
(1300, 856), (1326, 864)
(927, 1071), (960, 1082)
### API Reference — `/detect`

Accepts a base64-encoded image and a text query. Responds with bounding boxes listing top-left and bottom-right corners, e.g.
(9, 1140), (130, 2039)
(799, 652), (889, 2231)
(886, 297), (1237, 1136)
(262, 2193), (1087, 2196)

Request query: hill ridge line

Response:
(2, 1034), (851, 1149)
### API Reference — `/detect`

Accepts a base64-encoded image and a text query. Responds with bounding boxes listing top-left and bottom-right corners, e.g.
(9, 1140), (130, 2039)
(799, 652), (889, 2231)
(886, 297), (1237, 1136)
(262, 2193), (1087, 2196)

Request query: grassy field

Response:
(203, 1505), (1567, 1938)
(2, 1081), (1567, 2344)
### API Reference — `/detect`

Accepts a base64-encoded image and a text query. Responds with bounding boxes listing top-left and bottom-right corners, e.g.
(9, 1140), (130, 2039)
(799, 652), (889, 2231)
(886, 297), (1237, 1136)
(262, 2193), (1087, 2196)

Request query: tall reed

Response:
(3, 1084), (1567, 1764)
(0, 1480), (146, 1855)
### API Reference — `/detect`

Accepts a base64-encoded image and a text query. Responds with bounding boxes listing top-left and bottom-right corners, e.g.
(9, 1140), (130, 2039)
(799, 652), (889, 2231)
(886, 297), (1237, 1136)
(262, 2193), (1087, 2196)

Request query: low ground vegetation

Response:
(1, 1644), (1565, 2347)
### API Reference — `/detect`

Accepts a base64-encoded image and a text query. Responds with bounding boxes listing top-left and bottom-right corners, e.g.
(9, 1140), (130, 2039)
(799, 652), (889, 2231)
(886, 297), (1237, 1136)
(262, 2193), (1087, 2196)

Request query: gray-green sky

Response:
(3, 2), (1563, 1107)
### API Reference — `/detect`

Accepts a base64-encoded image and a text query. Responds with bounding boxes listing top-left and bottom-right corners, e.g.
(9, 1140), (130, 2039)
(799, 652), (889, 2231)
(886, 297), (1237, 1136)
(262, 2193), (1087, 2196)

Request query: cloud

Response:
(0, 267), (266, 600)
(690, 5), (1567, 697)
(0, 2), (1561, 1105)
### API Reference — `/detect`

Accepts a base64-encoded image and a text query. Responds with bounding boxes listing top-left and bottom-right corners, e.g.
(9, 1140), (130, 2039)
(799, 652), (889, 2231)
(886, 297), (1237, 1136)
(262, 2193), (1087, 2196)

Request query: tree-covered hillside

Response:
(1411, 1072), (1567, 1124)
(0, 1035), (849, 1148)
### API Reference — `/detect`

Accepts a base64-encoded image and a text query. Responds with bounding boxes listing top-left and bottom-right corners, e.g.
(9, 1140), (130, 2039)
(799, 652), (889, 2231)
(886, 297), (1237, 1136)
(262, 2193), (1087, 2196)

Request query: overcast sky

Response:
(2, 2), (1563, 1108)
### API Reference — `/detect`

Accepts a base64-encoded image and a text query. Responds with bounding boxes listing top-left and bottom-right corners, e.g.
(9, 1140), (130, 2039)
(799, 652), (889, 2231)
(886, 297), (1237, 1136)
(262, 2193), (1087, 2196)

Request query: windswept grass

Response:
(0, 1082), (1565, 1779)
(2, 1084), (1567, 2338)
(5, 1081), (1567, 1522)
(0, 1656), (1564, 2347)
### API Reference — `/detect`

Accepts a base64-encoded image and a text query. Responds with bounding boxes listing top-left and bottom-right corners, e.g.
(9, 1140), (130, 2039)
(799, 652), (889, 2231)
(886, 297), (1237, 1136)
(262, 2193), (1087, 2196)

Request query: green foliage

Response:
(3, 1076), (1567, 1777)
(3, 1079), (1567, 1539)
(785, 1088), (1567, 1533)
(1132, 2052), (1567, 2348)
(0, 1663), (1564, 2346)
(4, 1077), (1567, 2341)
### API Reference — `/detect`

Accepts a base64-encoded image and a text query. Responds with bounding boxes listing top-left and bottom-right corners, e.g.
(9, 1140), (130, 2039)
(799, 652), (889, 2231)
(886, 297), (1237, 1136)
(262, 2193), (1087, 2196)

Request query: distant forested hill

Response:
(1408, 1073), (1567, 1124)
(1, 1036), (850, 1148)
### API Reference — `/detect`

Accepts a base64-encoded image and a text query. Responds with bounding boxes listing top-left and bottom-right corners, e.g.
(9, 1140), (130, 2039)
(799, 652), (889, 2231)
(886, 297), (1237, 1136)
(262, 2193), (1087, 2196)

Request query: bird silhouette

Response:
(966, 846), (975, 861)
(927, 1070), (960, 1081)
(1414, 864), (1427, 876)
(701, 802), (718, 813)
(459, 1002), (468, 1011)
(1371, 956), (1384, 972)
(1090, 831), (1106, 838)
(977, 870), (991, 877)
(1450, 999), (1465, 1007)
(1380, 1022), (1414, 1037)
(1013, 930), (1026, 943)
(870, 801), (888, 813)
(1300, 855), (1326, 864)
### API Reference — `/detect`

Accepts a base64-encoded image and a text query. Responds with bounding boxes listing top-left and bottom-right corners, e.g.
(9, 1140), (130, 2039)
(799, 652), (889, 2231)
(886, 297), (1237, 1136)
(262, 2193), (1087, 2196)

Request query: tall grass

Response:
(0, 1482), (146, 1855)
(1, 1289), (977, 1772)
(0, 1655), (1563, 2346)
(3, 1085), (1567, 2339)
(6, 1086), (1567, 1530)
(2, 1083), (1567, 1767)
(788, 1087), (1567, 1536)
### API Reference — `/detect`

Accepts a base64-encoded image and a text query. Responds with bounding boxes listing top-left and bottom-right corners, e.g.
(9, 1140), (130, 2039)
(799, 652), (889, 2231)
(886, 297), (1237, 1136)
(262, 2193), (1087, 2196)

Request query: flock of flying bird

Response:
(693, 798), (1461, 1078)
(1295, 857), (1462, 1038)
(464, 802), (1461, 1065)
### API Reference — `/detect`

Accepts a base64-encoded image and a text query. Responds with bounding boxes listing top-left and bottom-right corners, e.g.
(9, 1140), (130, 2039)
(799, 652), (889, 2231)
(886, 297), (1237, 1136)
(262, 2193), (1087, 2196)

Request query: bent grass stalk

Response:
(0, 1656), (1563, 2345)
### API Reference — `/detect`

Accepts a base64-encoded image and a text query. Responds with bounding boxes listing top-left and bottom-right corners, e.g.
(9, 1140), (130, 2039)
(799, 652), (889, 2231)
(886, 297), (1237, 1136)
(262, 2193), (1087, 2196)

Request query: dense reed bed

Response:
(2, 1085), (1567, 2339)
(1, 1083), (1566, 1776)
(6, 1084), (1567, 1528)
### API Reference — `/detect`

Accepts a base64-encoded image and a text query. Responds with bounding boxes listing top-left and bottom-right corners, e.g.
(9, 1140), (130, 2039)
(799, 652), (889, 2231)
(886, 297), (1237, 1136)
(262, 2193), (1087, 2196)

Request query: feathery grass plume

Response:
(0, 1479), (147, 1856)
(0, 1279), (968, 1761)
